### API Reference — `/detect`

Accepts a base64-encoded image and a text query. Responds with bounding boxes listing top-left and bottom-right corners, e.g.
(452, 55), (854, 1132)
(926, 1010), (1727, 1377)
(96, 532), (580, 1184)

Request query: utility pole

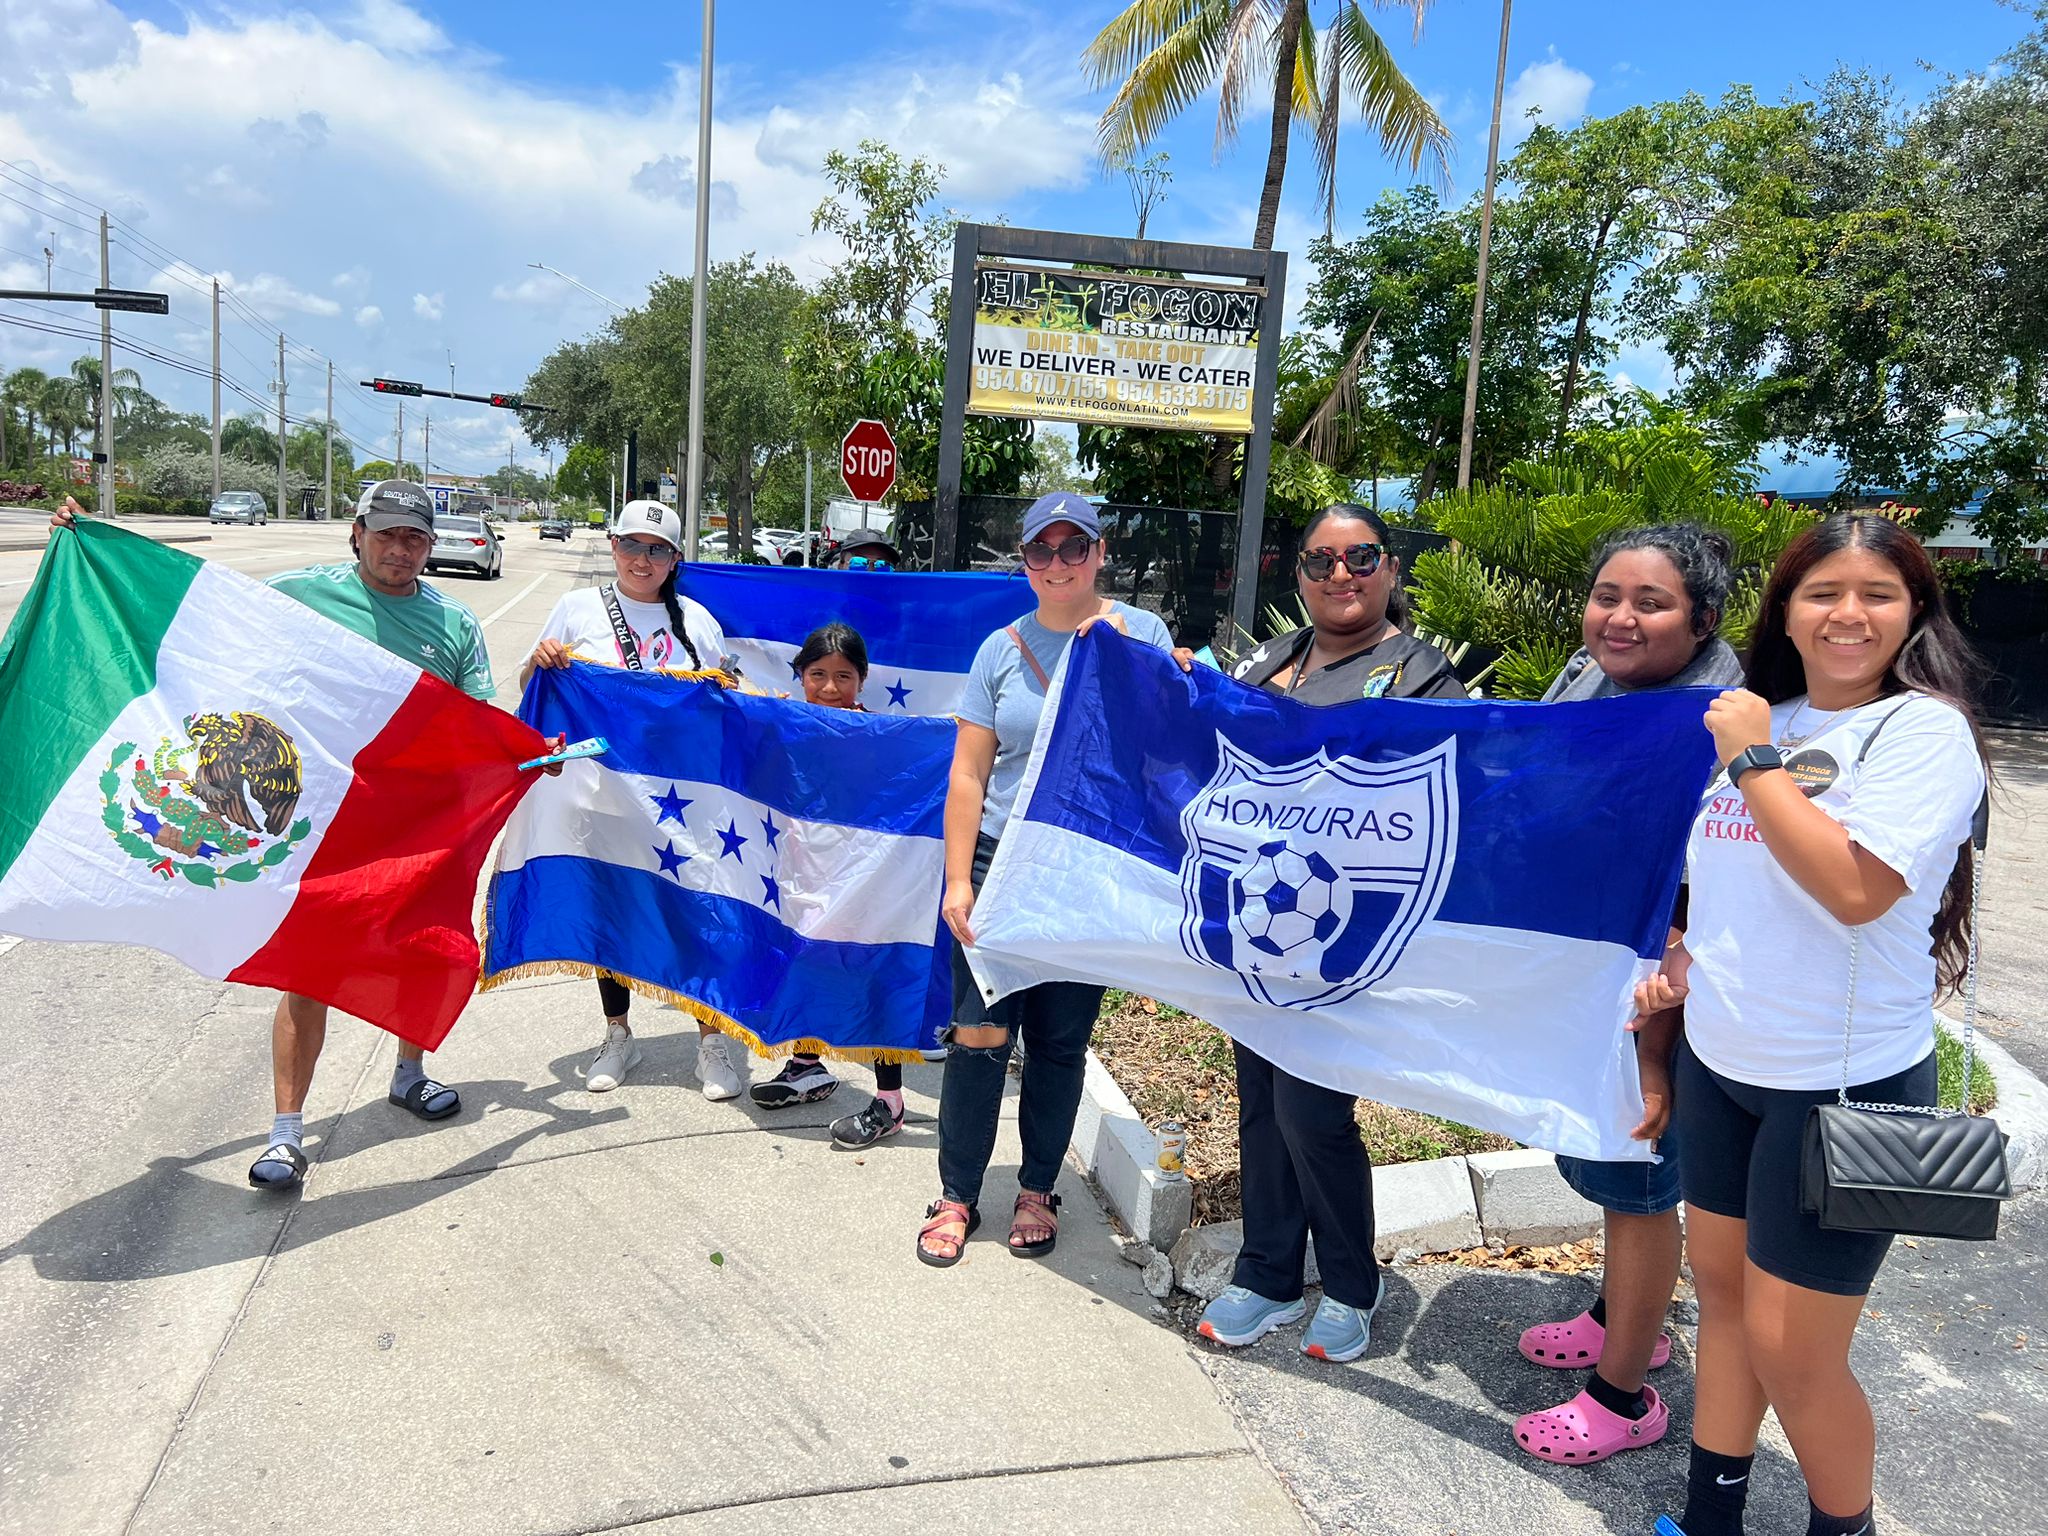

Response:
(423, 414), (431, 482)
(683, 0), (715, 560)
(275, 333), (288, 519)
(324, 360), (334, 519)
(1456, 0), (1514, 493)
(44, 234), (54, 292)
(397, 401), (405, 482)
(98, 212), (115, 516)
(210, 280), (222, 501)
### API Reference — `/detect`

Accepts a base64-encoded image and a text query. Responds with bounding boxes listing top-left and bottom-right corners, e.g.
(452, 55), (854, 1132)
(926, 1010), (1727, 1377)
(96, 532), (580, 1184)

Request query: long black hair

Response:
(655, 563), (703, 671)
(1589, 522), (1735, 638)
(1300, 502), (1408, 627)
(1747, 514), (1989, 991)
(791, 621), (868, 680)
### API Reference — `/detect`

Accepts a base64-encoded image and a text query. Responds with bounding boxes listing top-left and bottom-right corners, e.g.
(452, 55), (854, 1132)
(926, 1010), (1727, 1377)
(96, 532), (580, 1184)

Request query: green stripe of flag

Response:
(0, 522), (202, 874)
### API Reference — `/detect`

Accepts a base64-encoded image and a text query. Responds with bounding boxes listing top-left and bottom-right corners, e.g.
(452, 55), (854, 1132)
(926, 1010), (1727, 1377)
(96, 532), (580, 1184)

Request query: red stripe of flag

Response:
(229, 674), (547, 1049)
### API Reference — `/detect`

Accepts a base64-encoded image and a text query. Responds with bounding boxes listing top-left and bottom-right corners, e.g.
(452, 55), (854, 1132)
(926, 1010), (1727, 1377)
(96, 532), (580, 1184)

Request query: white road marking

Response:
(0, 936), (21, 960)
(480, 571), (550, 628)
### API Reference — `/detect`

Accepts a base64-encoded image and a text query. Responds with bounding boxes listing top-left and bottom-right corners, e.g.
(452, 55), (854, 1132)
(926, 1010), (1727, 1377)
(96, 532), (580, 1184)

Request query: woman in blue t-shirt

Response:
(917, 493), (1173, 1267)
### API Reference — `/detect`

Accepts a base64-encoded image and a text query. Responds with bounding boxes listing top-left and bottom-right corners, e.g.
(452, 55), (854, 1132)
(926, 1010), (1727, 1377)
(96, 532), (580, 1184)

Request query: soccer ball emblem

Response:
(1232, 840), (1342, 958)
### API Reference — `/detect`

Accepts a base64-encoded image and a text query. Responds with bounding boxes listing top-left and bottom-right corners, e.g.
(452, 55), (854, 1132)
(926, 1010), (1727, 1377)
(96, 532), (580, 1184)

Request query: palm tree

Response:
(69, 355), (146, 422)
(3, 367), (51, 468)
(40, 377), (91, 456)
(1087, 0), (1453, 251)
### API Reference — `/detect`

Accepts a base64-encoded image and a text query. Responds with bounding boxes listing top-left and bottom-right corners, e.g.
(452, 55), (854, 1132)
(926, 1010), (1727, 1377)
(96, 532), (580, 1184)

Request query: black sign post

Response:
(0, 287), (171, 314)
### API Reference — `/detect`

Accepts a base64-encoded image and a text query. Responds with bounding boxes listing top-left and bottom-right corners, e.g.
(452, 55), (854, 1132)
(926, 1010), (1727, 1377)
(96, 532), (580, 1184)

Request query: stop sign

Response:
(840, 418), (898, 503)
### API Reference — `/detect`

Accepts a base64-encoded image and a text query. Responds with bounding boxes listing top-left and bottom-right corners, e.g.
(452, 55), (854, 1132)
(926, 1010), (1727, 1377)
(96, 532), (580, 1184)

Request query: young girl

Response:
(1643, 515), (1988, 1536)
(521, 500), (744, 1101)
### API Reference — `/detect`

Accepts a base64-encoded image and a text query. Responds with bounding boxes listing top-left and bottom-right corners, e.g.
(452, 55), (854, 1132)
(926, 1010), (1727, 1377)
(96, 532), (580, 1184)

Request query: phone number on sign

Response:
(974, 369), (1250, 413)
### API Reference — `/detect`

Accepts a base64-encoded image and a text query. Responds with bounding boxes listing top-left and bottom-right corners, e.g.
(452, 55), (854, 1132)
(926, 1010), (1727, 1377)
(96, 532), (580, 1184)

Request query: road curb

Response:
(1942, 1010), (2048, 1192)
(1070, 1050), (1192, 1249)
(0, 533), (213, 553)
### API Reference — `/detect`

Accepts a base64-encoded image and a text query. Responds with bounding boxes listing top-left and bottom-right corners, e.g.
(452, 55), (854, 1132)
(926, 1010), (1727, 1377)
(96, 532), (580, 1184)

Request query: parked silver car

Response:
(208, 491), (268, 525)
(426, 512), (503, 580)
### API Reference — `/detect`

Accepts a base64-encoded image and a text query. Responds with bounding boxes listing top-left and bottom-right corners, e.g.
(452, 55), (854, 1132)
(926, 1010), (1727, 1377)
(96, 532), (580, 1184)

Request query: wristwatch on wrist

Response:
(1727, 743), (1786, 787)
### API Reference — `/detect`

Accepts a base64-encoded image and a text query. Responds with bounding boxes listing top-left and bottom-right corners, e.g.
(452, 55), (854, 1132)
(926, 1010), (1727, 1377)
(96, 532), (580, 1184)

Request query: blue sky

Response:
(0, 0), (2035, 475)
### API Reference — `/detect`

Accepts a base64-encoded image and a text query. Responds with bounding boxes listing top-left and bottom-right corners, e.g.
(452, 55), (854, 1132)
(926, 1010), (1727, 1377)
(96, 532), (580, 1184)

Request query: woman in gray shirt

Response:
(918, 493), (1173, 1267)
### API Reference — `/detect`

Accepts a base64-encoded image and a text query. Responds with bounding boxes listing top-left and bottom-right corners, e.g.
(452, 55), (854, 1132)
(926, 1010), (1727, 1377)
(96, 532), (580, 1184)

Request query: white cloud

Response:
(248, 111), (330, 153)
(333, 267), (370, 291)
(630, 154), (741, 219)
(233, 272), (343, 319)
(1503, 50), (1594, 143)
(412, 292), (444, 322)
(345, 0), (449, 55)
(0, 0), (135, 107)
(355, 304), (383, 327)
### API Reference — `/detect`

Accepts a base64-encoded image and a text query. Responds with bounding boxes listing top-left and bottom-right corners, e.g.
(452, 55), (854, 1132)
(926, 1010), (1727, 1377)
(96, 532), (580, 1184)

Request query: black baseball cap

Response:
(356, 479), (435, 535)
(839, 527), (900, 563)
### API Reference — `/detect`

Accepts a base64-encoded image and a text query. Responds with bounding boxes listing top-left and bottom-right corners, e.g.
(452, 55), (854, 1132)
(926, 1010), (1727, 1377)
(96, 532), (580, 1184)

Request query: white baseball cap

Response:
(614, 499), (682, 550)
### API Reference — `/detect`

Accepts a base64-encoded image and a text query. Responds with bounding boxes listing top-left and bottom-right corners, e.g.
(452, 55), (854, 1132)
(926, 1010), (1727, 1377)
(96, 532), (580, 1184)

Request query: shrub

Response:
(1, 478), (48, 502)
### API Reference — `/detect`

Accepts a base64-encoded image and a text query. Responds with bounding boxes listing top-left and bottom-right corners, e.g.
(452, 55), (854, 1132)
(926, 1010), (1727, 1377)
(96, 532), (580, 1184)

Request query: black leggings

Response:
(596, 975), (899, 1088)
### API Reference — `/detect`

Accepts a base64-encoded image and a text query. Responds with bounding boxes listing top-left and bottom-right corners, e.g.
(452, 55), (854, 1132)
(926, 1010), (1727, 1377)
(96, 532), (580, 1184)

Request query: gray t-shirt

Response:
(1541, 636), (1745, 701)
(960, 603), (1175, 838)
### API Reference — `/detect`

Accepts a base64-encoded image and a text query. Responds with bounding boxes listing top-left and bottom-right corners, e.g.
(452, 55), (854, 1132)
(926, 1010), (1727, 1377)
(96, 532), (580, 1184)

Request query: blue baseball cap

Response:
(1020, 491), (1101, 544)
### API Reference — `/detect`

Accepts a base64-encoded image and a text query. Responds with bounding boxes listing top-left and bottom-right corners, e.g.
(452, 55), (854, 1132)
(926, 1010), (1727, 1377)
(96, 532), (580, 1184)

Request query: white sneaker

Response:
(586, 1024), (640, 1093)
(695, 1031), (744, 1101)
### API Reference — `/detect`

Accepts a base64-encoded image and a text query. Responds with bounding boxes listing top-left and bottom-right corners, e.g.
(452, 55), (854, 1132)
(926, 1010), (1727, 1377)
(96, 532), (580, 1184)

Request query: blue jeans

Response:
(935, 833), (1104, 1208)
(1555, 1120), (1684, 1217)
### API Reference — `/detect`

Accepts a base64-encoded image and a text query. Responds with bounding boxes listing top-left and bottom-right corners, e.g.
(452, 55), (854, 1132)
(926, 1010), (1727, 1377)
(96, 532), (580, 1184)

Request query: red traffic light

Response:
(371, 377), (423, 396)
(488, 392), (522, 410)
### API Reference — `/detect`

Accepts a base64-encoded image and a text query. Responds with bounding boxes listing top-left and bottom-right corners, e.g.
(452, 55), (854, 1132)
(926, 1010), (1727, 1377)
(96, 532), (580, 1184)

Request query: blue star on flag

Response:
(760, 812), (781, 851)
(716, 820), (749, 860)
(654, 841), (688, 880)
(759, 873), (782, 910)
(885, 678), (913, 708)
(650, 784), (692, 825)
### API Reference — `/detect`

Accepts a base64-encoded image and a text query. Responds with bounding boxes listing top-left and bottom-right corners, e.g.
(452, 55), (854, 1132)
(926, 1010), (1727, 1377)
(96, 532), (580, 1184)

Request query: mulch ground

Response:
(1090, 990), (1516, 1228)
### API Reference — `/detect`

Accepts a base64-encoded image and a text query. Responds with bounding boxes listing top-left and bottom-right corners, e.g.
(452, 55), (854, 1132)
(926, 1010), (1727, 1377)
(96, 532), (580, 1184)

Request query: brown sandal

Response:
(917, 1199), (979, 1268)
(1008, 1189), (1061, 1258)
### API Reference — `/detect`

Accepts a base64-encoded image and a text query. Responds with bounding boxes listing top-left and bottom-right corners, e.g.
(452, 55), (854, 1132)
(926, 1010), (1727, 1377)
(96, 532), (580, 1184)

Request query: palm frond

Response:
(1214, 0), (1282, 157)
(1291, 310), (1379, 465)
(1312, 6), (1348, 232)
(1336, 0), (1453, 189)
(1089, 1), (1235, 164)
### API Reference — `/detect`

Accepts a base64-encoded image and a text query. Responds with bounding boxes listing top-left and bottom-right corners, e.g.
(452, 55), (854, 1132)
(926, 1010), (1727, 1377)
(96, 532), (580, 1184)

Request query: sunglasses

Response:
(1021, 534), (1095, 570)
(614, 537), (677, 564)
(1298, 542), (1386, 582)
(847, 555), (893, 572)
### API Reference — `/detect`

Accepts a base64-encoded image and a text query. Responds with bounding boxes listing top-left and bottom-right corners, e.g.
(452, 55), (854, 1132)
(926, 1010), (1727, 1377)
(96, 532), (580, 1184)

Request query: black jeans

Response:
(936, 832), (1104, 1207)
(597, 976), (631, 1018)
(1232, 1041), (1382, 1310)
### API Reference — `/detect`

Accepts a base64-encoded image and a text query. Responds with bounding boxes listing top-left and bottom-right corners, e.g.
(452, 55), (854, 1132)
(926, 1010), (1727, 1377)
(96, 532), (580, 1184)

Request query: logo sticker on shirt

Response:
(1783, 749), (1840, 799)
(1359, 663), (1402, 699)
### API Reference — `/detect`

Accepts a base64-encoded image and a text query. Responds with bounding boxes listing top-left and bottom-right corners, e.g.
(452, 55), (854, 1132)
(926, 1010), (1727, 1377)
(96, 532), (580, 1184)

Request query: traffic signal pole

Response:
(99, 213), (114, 516)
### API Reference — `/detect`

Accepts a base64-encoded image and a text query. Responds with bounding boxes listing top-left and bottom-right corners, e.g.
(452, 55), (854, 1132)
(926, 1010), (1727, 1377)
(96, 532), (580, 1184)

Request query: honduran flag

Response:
(483, 663), (954, 1061)
(965, 628), (1720, 1161)
(677, 562), (1034, 717)
(0, 522), (546, 1048)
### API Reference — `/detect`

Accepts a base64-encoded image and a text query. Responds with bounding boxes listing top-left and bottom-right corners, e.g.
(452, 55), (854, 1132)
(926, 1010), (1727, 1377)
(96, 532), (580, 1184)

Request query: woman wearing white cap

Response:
(520, 500), (746, 1099)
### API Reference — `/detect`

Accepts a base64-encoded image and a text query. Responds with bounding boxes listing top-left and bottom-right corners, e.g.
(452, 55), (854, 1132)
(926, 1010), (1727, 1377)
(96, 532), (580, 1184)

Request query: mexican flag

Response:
(0, 522), (546, 1048)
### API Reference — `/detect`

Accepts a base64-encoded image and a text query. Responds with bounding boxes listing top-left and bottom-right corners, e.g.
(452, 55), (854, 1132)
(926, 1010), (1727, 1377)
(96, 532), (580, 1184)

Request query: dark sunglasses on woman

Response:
(1020, 533), (1095, 570)
(1298, 542), (1385, 582)
(847, 555), (893, 572)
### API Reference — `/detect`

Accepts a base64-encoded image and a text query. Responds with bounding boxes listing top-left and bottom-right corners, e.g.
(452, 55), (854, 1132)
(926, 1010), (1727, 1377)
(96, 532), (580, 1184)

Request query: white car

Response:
(208, 491), (267, 525)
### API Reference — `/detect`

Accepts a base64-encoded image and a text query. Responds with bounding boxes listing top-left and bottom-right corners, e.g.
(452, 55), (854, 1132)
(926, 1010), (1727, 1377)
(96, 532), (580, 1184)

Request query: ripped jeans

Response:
(935, 832), (1105, 1208)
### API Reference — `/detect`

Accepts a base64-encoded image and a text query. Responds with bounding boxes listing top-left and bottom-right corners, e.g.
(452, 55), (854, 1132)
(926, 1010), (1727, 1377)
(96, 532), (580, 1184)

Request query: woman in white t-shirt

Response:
(1638, 515), (1988, 1536)
(520, 500), (743, 1102)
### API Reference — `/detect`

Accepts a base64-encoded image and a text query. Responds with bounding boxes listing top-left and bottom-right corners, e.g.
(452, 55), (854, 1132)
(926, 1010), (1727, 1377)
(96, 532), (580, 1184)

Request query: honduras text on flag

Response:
(482, 663), (954, 1061)
(677, 562), (1034, 717)
(965, 629), (1719, 1161)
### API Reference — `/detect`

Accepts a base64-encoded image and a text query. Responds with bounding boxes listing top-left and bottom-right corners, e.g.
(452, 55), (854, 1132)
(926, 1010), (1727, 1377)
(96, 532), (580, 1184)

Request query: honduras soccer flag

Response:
(677, 563), (1034, 717)
(965, 629), (1720, 1161)
(481, 664), (954, 1061)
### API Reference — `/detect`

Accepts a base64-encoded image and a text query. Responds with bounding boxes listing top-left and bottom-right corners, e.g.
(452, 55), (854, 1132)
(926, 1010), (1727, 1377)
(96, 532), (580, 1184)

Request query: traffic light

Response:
(371, 378), (423, 396)
(488, 392), (522, 410)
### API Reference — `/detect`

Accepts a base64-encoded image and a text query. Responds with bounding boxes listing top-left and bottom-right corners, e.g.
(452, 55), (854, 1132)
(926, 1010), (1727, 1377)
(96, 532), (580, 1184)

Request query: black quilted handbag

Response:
(1801, 793), (2012, 1241)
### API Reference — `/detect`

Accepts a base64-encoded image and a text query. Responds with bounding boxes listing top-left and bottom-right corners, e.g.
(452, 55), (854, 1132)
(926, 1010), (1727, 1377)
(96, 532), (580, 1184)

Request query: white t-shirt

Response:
(1684, 692), (1984, 1090)
(533, 585), (727, 673)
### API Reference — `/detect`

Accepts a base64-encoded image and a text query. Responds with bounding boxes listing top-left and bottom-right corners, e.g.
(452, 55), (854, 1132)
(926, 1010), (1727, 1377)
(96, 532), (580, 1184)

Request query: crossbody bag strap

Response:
(1834, 699), (1989, 1113)
(600, 584), (644, 672)
(1006, 625), (1051, 689)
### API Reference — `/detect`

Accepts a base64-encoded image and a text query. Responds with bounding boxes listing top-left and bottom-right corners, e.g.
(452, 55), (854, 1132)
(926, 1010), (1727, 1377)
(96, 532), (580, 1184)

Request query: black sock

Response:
(1807, 1503), (1874, 1536)
(1584, 1367), (1649, 1420)
(1680, 1443), (1755, 1536)
(1588, 1295), (1607, 1328)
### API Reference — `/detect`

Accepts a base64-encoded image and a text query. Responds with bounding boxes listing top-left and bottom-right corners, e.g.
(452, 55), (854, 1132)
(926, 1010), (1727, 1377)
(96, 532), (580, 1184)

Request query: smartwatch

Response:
(1727, 743), (1786, 788)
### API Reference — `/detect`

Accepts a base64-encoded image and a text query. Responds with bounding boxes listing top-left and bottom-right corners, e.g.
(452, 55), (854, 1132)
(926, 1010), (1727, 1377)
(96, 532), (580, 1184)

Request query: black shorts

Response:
(1674, 1036), (1938, 1297)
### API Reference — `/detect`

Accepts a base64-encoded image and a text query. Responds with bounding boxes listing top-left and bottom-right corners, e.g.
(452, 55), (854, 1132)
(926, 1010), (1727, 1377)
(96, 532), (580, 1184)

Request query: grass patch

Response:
(1935, 1021), (1998, 1114)
(1090, 991), (1513, 1227)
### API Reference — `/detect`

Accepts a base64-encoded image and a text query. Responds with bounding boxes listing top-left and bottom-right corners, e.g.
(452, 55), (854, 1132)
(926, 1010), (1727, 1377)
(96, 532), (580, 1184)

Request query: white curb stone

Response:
(1070, 1051), (1194, 1249)
(1372, 1156), (1482, 1259)
(1467, 1148), (1606, 1247)
(1168, 1221), (1255, 1300)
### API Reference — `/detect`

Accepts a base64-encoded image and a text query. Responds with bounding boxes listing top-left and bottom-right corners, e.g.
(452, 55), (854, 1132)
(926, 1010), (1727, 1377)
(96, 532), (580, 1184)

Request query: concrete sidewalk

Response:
(0, 954), (1301, 1536)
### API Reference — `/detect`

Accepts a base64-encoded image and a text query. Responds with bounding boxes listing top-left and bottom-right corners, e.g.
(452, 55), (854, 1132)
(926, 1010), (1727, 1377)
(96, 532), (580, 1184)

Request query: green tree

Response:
(484, 464), (550, 500)
(1021, 431), (1092, 496)
(1086, 0), (1451, 248)
(3, 368), (52, 467)
(556, 441), (612, 504)
(221, 415), (280, 465)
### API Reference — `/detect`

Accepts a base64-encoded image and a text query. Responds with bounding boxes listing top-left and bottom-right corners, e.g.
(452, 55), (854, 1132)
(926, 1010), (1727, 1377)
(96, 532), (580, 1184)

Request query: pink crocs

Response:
(1514, 1385), (1669, 1464)
(1517, 1309), (1672, 1370)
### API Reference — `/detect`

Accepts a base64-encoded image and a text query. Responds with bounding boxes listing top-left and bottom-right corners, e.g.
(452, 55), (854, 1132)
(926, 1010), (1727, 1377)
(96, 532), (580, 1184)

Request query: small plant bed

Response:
(1409, 1237), (1605, 1275)
(1091, 989), (1515, 1227)
(1935, 1022), (1998, 1114)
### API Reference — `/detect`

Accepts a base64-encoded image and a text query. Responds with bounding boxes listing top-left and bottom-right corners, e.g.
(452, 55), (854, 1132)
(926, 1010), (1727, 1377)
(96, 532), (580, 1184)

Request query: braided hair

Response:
(654, 563), (702, 671)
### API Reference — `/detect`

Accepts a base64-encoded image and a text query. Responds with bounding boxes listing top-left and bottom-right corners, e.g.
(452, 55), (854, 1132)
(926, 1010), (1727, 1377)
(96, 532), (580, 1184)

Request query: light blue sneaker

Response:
(1300, 1291), (1380, 1362)
(1652, 1520), (1688, 1536)
(1196, 1285), (1306, 1347)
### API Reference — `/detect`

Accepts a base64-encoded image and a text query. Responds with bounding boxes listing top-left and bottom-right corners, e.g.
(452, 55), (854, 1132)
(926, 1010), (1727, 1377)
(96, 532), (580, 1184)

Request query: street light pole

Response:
(325, 361), (334, 519)
(683, 0), (715, 562)
(1456, 0), (1513, 493)
(98, 212), (114, 516)
(210, 280), (222, 502)
(525, 262), (626, 313)
(275, 333), (288, 519)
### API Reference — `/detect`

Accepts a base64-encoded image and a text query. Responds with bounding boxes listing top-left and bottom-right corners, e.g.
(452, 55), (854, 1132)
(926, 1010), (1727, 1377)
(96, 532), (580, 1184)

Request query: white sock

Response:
(270, 1112), (303, 1150)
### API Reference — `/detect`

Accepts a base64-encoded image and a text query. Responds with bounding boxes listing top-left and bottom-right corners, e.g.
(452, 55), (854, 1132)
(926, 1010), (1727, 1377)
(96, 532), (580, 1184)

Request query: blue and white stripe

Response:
(676, 563), (1034, 717)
